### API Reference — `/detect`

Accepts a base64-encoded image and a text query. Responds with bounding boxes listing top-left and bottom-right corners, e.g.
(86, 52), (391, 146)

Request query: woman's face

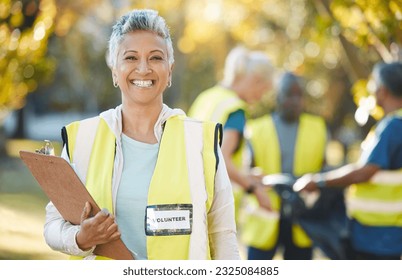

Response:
(238, 73), (272, 104)
(112, 30), (172, 106)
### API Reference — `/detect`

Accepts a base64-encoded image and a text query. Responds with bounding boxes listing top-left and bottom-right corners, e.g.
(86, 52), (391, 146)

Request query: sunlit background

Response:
(1, 0), (401, 259)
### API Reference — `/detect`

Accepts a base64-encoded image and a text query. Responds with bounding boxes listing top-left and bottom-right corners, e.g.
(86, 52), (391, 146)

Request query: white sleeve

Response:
(208, 148), (241, 260)
(209, 231), (240, 260)
(43, 146), (94, 257)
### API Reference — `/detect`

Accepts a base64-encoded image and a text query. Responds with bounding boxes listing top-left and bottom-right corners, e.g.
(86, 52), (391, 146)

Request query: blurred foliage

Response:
(0, 0), (56, 110)
(0, 0), (103, 113)
(1, 0), (402, 133)
(330, 0), (402, 122)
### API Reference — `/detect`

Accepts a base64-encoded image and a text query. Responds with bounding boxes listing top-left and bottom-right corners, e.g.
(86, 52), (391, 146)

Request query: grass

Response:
(0, 193), (65, 260)
(0, 139), (67, 260)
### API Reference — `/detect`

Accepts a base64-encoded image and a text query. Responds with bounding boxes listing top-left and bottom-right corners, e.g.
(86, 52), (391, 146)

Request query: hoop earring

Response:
(113, 81), (118, 88)
(167, 80), (172, 88)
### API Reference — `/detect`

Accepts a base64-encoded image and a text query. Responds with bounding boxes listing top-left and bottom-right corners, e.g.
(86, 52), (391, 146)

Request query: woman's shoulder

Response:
(166, 116), (218, 131)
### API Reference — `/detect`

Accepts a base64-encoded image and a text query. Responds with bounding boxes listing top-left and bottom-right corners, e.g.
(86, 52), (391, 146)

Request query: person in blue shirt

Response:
(294, 62), (402, 259)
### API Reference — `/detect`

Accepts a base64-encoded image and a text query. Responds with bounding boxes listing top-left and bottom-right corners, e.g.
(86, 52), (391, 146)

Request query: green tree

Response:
(0, 0), (56, 154)
(0, 0), (102, 151)
(313, 0), (402, 126)
(0, 0), (56, 111)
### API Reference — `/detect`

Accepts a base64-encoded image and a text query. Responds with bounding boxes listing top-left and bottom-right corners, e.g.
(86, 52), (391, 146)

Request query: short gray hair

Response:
(222, 46), (274, 87)
(108, 9), (174, 68)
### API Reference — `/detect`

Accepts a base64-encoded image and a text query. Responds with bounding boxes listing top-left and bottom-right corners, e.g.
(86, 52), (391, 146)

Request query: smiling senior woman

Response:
(43, 9), (240, 260)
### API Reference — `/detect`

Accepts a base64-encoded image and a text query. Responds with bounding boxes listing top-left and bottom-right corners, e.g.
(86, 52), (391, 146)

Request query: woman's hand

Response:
(76, 202), (121, 251)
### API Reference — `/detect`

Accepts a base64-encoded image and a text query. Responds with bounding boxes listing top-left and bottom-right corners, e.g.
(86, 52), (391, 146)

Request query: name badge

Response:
(145, 204), (193, 236)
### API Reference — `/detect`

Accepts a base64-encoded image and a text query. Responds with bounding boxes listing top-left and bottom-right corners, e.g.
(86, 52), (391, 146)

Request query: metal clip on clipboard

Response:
(35, 140), (55, 156)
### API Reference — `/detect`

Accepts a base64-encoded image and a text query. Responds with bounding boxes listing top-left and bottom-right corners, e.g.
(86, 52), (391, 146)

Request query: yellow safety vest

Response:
(241, 113), (326, 250)
(346, 109), (402, 227)
(188, 85), (247, 168)
(64, 115), (220, 260)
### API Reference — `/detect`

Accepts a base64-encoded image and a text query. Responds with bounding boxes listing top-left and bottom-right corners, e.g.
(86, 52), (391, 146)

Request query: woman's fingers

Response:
(80, 201), (92, 223)
(106, 222), (121, 240)
(77, 207), (120, 249)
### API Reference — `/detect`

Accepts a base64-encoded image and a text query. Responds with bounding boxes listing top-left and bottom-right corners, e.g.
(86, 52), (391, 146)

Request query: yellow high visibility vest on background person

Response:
(64, 115), (220, 260)
(346, 180), (402, 226)
(188, 85), (247, 168)
(241, 113), (326, 250)
(346, 109), (402, 228)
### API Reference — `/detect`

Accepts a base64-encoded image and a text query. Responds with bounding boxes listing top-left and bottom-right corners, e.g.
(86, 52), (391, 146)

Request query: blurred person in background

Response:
(188, 46), (275, 225)
(294, 62), (402, 260)
(43, 9), (240, 260)
(242, 72), (329, 260)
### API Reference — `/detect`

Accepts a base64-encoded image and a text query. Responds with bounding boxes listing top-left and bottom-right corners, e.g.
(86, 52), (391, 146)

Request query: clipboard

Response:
(19, 150), (134, 260)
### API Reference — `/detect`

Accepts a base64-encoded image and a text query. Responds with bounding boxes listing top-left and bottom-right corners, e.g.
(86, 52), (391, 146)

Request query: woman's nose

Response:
(135, 60), (152, 74)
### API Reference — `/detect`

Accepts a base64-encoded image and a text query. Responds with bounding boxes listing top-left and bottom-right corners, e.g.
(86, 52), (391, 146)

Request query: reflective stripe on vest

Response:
(64, 115), (220, 259)
(242, 113), (326, 249)
(65, 118), (115, 213)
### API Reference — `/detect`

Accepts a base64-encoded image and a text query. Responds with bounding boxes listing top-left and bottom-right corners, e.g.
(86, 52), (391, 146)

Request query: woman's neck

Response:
(121, 103), (162, 144)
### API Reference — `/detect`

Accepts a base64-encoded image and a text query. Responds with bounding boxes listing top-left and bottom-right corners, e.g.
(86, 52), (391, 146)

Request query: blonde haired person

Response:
(44, 9), (240, 260)
(188, 46), (275, 220)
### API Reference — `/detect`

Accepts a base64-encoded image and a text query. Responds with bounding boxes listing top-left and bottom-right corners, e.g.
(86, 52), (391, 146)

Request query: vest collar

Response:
(99, 104), (186, 143)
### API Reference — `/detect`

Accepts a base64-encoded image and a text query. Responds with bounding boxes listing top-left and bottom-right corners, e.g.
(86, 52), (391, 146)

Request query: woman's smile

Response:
(131, 79), (153, 88)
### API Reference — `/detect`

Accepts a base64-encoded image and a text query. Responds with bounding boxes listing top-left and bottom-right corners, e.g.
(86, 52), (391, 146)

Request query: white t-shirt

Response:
(116, 134), (159, 260)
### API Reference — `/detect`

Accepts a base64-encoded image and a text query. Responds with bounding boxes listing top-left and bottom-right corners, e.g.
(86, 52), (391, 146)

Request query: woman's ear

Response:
(112, 69), (119, 88)
(169, 63), (175, 79)
(165, 63), (174, 88)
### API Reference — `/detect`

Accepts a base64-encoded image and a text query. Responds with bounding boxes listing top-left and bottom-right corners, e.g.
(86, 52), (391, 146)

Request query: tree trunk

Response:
(338, 34), (371, 81)
(0, 125), (8, 158)
(313, 0), (371, 81)
(11, 108), (26, 139)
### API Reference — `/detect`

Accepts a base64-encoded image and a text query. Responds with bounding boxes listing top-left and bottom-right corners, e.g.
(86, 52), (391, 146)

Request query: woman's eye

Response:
(125, 56), (136, 61)
(151, 56), (163, 60)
